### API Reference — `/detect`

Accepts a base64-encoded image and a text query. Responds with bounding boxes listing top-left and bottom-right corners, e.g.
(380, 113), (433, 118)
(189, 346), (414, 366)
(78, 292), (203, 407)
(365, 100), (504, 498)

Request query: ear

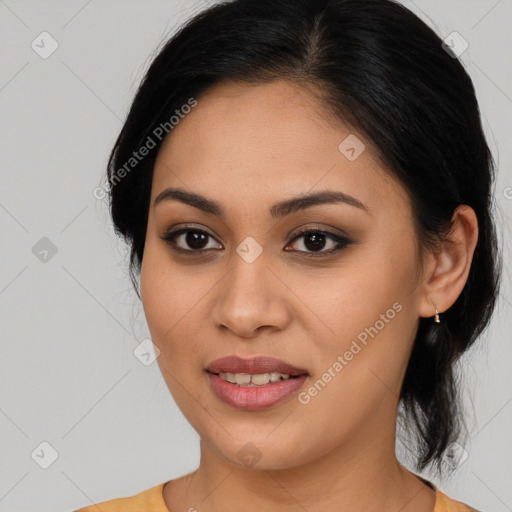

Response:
(418, 205), (479, 320)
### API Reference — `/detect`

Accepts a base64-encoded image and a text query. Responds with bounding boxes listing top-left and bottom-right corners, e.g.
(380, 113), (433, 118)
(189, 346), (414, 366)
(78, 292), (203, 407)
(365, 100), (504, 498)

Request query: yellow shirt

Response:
(73, 480), (481, 512)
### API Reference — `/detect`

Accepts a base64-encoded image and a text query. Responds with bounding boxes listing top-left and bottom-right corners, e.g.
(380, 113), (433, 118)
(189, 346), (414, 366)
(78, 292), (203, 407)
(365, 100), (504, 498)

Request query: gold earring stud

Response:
(433, 302), (440, 323)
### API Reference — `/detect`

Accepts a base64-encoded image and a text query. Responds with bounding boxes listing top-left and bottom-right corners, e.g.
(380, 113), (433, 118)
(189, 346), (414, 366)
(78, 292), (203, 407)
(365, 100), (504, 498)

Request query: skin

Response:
(139, 80), (478, 512)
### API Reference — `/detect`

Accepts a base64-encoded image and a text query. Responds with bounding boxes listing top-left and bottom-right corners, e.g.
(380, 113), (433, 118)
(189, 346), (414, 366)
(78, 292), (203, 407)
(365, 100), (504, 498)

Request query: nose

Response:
(211, 252), (293, 339)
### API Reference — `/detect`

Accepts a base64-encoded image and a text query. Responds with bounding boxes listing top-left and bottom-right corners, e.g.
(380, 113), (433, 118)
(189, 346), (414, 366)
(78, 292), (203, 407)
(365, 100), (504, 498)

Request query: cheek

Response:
(140, 241), (210, 368)
(140, 243), (185, 353)
(141, 240), (189, 330)
(295, 247), (417, 416)
(281, 256), (401, 350)
(140, 249), (206, 419)
(294, 307), (413, 454)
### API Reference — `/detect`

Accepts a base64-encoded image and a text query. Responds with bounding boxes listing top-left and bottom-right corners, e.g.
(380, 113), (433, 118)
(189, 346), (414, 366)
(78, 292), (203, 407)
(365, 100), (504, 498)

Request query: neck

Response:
(164, 400), (436, 512)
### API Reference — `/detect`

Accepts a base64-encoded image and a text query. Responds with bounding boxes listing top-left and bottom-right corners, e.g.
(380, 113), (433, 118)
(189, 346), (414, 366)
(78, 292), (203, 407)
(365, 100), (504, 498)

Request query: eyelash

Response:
(160, 225), (352, 258)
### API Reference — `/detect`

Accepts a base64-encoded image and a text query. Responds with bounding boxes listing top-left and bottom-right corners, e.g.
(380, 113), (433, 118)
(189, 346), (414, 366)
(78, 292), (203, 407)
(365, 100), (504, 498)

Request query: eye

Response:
(161, 225), (352, 257)
(285, 228), (352, 257)
(161, 226), (222, 254)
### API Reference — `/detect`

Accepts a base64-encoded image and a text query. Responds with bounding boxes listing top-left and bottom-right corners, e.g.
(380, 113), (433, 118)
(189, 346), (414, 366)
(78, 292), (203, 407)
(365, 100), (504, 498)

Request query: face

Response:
(140, 80), (427, 471)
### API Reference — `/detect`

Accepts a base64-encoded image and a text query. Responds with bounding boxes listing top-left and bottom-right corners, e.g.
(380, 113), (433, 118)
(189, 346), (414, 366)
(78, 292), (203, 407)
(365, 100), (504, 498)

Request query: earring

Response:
(432, 302), (440, 323)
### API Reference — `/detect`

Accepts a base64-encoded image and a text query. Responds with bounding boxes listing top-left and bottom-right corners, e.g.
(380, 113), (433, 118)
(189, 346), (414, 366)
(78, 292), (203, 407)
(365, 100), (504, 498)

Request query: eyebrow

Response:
(153, 187), (370, 218)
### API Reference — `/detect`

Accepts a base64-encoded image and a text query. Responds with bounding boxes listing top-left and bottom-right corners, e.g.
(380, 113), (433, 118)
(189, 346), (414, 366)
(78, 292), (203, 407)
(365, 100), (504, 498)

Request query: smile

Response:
(206, 371), (309, 410)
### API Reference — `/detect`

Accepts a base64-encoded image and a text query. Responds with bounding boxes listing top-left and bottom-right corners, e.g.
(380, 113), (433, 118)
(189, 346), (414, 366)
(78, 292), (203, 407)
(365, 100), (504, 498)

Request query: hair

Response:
(104, 0), (502, 475)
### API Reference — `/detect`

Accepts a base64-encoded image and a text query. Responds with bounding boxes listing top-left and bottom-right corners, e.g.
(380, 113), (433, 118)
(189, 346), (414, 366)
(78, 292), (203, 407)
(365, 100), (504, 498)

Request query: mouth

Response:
(206, 370), (305, 386)
(204, 355), (309, 410)
(205, 354), (309, 382)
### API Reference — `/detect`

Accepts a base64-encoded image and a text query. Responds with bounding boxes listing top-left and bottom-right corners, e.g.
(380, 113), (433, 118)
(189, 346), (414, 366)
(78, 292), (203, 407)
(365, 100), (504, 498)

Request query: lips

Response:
(205, 355), (308, 377)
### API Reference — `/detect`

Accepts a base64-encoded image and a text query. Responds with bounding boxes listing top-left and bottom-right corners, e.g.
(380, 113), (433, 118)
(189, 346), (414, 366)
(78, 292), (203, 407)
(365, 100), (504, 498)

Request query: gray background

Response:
(0, 1), (511, 511)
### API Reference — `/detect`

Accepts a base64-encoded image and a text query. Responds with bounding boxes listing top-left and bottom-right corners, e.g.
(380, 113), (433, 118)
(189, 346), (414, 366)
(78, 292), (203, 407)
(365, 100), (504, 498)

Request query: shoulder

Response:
(435, 489), (483, 512)
(73, 481), (168, 512)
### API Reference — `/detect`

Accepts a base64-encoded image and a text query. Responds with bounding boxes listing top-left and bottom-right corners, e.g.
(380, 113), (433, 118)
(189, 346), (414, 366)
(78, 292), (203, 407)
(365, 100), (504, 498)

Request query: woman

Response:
(74, 0), (502, 510)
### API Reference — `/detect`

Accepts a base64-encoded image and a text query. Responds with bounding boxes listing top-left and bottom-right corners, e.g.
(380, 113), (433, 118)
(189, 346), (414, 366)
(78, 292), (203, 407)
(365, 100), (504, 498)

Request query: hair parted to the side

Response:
(104, 0), (502, 475)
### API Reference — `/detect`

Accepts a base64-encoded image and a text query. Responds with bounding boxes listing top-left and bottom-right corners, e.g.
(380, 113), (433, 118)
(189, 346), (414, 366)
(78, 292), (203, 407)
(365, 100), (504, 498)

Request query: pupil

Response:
(186, 231), (208, 249)
(304, 233), (325, 251)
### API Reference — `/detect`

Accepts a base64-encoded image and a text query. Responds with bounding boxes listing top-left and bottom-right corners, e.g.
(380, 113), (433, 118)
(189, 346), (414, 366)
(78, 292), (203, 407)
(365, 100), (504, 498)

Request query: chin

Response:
(206, 433), (309, 472)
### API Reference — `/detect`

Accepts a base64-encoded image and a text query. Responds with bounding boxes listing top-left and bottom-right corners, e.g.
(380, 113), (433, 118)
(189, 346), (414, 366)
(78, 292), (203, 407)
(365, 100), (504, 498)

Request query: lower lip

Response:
(206, 372), (308, 411)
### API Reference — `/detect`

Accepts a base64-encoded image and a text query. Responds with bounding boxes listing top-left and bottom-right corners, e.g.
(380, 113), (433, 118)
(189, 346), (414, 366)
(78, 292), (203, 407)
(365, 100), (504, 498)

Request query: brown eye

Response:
(161, 225), (352, 258)
(285, 229), (352, 257)
(161, 228), (222, 253)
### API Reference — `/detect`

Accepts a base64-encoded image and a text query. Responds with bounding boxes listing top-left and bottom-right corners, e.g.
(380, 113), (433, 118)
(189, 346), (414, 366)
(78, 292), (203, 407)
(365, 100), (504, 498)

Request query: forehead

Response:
(151, 80), (410, 217)
(157, 80), (357, 165)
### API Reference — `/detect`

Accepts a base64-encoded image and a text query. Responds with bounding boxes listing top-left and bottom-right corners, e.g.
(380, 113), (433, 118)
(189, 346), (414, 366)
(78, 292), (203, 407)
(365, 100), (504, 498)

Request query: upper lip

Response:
(206, 355), (308, 376)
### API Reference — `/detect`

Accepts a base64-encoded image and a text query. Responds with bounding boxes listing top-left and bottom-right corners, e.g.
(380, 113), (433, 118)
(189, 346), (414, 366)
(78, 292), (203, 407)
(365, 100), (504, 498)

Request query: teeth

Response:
(235, 373), (251, 385)
(270, 372), (283, 383)
(219, 371), (293, 386)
